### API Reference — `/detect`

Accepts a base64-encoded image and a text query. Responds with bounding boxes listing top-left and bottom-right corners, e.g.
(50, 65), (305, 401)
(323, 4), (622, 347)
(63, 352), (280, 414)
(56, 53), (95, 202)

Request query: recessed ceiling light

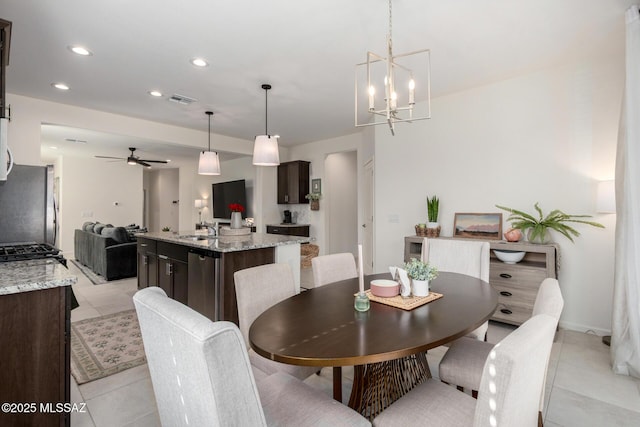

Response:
(50, 146), (58, 150)
(52, 83), (70, 90)
(68, 45), (93, 56)
(190, 57), (208, 67)
(148, 90), (163, 97)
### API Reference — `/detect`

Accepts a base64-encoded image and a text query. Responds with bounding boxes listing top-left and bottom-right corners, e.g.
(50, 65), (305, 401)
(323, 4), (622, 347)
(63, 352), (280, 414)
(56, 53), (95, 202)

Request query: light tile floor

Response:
(69, 264), (640, 426)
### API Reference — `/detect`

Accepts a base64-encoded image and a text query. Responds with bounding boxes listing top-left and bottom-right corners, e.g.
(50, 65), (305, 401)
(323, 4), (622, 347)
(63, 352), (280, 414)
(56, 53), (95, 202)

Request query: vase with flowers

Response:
(229, 203), (244, 229)
(305, 193), (322, 211)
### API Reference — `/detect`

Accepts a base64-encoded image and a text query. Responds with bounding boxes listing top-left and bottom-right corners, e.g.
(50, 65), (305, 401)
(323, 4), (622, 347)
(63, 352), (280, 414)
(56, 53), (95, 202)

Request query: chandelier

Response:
(355, 0), (431, 135)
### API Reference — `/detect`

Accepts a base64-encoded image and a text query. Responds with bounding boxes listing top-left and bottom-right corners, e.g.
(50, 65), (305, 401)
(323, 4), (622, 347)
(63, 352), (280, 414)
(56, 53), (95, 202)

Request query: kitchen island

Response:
(0, 259), (77, 427)
(136, 231), (309, 324)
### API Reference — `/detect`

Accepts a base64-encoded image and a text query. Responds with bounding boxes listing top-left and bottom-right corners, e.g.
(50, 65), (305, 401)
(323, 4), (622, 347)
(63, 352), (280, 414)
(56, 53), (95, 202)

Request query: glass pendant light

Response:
(198, 111), (221, 175)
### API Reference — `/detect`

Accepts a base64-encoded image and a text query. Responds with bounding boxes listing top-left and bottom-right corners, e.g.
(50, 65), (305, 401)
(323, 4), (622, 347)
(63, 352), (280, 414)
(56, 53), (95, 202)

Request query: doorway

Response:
(325, 151), (358, 257)
(144, 169), (179, 232)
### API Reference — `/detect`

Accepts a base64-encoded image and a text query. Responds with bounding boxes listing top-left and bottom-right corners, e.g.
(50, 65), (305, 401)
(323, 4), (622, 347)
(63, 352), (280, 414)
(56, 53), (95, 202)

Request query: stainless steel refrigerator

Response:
(0, 164), (57, 245)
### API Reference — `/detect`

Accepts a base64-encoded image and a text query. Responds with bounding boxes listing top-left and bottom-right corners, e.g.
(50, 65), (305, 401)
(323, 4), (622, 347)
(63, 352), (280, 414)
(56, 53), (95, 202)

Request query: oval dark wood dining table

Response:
(249, 272), (498, 419)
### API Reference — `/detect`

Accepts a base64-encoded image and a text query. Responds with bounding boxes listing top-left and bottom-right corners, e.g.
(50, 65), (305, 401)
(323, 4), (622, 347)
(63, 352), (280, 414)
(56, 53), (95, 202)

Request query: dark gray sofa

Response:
(74, 222), (137, 281)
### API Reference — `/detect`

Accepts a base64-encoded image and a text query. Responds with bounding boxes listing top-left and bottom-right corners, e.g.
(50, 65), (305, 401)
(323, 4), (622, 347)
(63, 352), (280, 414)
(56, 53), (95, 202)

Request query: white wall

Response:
(326, 151), (358, 255)
(288, 132), (369, 255)
(374, 56), (621, 334)
(146, 169), (179, 232)
(59, 156), (142, 256)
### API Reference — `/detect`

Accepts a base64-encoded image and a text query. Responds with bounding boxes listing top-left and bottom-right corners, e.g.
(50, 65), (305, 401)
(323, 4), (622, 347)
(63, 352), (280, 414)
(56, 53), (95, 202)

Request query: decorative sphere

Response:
(504, 228), (523, 242)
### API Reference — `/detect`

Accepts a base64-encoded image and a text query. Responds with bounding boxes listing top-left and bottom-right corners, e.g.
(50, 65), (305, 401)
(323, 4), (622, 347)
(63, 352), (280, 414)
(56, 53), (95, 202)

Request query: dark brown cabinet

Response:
(157, 242), (188, 305)
(137, 237), (158, 289)
(266, 224), (310, 237)
(277, 160), (310, 204)
(0, 286), (70, 427)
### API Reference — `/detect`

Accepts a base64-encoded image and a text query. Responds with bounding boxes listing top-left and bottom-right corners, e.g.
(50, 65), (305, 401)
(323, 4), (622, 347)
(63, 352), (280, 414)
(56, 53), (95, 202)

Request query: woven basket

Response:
(415, 225), (440, 238)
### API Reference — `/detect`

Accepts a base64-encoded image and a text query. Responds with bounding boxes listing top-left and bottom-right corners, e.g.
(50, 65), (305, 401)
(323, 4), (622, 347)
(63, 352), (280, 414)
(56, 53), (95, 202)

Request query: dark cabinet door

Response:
(137, 238), (158, 289)
(147, 253), (158, 287)
(172, 259), (188, 305)
(188, 252), (217, 321)
(157, 256), (188, 305)
(158, 256), (173, 298)
(137, 251), (149, 289)
(277, 161), (310, 204)
(277, 163), (289, 204)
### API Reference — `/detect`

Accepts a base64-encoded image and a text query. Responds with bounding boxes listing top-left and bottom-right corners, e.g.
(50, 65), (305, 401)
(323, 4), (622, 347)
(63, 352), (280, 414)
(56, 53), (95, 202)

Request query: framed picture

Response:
(453, 213), (503, 240)
(311, 178), (321, 194)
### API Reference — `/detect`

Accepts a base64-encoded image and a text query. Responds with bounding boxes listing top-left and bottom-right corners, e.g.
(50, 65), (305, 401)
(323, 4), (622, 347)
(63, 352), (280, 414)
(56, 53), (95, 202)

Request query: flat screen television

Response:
(212, 179), (248, 219)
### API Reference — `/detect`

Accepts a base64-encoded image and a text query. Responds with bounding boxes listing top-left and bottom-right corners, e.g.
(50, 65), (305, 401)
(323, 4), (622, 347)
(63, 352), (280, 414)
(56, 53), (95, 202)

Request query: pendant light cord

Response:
(261, 84), (272, 135)
(264, 87), (268, 135)
(206, 111), (213, 151)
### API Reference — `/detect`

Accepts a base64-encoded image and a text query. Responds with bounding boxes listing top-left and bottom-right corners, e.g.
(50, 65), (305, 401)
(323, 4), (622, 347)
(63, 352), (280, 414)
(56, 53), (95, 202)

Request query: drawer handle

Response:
(140, 243), (147, 247)
(499, 273), (512, 279)
(500, 308), (513, 315)
(499, 291), (512, 297)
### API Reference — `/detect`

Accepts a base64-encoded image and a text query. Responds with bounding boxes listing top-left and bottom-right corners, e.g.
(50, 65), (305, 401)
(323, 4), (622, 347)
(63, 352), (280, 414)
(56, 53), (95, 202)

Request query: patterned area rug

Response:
(70, 259), (108, 285)
(70, 309), (146, 384)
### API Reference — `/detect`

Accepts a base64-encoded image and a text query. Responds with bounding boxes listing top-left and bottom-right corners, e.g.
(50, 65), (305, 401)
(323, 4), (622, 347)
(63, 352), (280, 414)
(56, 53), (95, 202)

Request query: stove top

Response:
(0, 242), (67, 266)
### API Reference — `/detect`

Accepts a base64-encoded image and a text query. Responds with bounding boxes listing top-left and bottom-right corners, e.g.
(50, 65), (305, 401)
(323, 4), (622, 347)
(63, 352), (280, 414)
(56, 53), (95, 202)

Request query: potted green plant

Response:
(426, 195), (441, 237)
(305, 193), (322, 211)
(404, 258), (439, 297)
(496, 202), (604, 244)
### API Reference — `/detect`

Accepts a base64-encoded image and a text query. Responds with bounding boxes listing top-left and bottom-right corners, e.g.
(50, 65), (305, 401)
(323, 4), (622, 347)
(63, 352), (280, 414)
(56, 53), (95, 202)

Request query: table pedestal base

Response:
(348, 352), (432, 420)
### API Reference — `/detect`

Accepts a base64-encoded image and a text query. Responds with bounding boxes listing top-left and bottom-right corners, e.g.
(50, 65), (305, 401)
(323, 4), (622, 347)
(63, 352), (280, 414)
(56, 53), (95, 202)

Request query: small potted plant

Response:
(496, 202), (604, 244)
(404, 258), (439, 297)
(426, 195), (441, 237)
(228, 203), (245, 229)
(305, 193), (322, 211)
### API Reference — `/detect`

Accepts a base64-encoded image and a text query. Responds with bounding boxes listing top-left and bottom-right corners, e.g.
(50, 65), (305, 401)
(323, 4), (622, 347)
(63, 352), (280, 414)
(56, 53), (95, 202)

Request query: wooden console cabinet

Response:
(404, 236), (558, 326)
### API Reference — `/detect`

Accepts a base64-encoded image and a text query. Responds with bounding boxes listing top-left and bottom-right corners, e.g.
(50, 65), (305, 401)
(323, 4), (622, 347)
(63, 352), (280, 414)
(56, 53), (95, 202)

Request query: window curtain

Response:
(611, 5), (640, 379)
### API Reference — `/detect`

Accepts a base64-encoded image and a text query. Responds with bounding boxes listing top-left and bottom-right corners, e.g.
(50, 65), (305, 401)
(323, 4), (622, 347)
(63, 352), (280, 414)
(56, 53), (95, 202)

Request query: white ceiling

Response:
(1, 0), (635, 161)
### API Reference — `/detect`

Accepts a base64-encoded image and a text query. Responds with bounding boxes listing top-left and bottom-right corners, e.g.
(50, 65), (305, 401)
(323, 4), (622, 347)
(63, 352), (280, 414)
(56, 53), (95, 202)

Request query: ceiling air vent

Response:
(168, 94), (197, 105)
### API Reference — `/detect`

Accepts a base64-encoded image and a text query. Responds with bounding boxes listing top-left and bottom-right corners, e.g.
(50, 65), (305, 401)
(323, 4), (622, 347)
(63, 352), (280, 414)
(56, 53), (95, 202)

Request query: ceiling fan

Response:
(95, 147), (168, 167)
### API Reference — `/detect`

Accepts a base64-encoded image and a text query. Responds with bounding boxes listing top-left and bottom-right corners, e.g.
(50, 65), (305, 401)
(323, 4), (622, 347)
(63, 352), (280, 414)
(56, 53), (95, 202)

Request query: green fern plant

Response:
(496, 203), (604, 243)
(427, 196), (439, 223)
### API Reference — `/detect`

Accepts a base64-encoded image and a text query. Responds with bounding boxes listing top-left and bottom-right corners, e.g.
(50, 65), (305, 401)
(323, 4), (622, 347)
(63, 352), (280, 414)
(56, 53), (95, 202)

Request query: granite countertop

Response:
(0, 259), (77, 295)
(139, 231), (310, 253)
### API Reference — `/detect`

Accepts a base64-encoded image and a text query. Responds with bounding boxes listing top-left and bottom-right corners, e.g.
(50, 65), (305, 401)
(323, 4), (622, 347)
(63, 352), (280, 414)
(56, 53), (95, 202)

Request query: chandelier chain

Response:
(388, 0), (393, 48)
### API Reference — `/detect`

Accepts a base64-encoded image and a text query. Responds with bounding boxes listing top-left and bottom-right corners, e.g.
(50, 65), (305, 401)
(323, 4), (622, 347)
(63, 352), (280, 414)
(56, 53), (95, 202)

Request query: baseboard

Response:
(558, 320), (611, 336)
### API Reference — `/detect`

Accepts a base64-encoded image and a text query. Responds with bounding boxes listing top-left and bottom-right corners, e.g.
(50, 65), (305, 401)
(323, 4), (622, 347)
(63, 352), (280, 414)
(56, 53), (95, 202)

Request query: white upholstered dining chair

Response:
(421, 237), (490, 340)
(311, 252), (358, 287)
(372, 314), (558, 427)
(438, 278), (564, 423)
(134, 287), (371, 427)
(234, 263), (318, 380)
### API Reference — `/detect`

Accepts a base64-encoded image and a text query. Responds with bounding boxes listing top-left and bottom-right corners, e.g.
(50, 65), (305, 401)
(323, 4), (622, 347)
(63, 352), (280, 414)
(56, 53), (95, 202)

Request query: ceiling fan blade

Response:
(139, 159), (168, 164)
(137, 160), (152, 167)
(95, 155), (126, 160)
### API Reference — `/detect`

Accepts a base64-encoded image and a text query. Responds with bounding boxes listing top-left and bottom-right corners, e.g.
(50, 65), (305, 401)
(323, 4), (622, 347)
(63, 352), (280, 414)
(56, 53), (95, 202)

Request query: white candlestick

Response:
(358, 244), (365, 294)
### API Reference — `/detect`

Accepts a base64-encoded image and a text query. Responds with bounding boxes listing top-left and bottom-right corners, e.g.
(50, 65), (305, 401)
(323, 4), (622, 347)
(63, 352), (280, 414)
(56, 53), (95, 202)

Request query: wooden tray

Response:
(364, 289), (443, 311)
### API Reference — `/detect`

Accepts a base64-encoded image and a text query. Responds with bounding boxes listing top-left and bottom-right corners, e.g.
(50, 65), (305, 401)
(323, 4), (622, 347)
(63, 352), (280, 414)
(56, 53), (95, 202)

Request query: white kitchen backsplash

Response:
(279, 205), (310, 224)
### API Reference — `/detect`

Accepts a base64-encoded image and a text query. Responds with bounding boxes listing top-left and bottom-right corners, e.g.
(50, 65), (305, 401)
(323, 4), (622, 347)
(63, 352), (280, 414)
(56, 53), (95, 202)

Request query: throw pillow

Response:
(82, 222), (95, 231)
(93, 223), (105, 234)
(102, 226), (129, 243)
